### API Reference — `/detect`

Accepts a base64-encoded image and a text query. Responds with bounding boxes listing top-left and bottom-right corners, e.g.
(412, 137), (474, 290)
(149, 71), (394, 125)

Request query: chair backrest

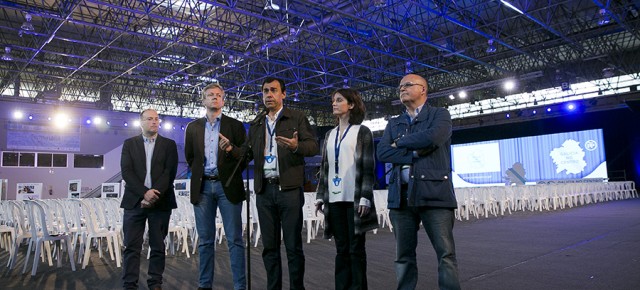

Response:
(24, 200), (55, 238)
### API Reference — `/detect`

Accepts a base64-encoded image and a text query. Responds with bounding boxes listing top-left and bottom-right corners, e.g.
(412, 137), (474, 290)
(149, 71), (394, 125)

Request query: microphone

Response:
(249, 108), (268, 125)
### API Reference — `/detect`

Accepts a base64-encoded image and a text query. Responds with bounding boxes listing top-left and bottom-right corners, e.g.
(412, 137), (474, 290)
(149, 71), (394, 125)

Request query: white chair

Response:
(22, 200), (76, 276)
(73, 199), (121, 269)
(373, 190), (393, 230)
(302, 192), (323, 243)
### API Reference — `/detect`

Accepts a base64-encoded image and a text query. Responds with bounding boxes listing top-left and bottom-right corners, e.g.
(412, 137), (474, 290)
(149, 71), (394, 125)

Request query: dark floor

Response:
(2, 198), (640, 290)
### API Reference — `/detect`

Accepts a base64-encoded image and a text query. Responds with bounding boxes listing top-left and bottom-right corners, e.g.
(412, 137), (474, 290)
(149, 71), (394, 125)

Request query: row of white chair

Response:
(453, 181), (638, 221)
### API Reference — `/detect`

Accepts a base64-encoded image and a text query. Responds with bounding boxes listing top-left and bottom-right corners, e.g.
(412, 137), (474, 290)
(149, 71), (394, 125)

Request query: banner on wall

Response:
(17, 182), (43, 200)
(101, 183), (121, 198)
(7, 121), (81, 151)
(174, 179), (190, 197)
(68, 179), (81, 199)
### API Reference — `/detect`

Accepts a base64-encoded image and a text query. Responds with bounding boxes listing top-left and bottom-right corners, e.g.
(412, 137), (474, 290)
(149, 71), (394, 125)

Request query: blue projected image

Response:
(451, 129), (607, 187)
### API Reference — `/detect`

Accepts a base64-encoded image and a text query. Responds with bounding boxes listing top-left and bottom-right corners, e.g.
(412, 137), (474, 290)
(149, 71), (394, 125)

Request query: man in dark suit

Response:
(377, 74), (461, 290)
(245, 77), (319, 290)
(120, 108), (178, 290)
(184, 83), (247, 290)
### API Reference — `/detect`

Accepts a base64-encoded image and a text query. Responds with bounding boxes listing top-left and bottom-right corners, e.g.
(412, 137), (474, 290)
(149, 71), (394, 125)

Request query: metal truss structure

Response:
(1, 0), (639, 126)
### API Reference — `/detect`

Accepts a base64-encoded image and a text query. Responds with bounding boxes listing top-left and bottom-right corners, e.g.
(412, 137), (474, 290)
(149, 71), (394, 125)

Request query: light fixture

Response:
(602, 67), (615, 78)
(373, 0), (387, 8)
(1, 47), (13, 61)
(264, 0), (280, 11)
(21, 13), (35, 32)
(405, 61), (413, 74)
(486, 39), (497, 53)
(598, 8), (611, 25)
(13, 111), (24, 120)
(503, 80), (515, 91)
(448, 94), (455, 100)
(183, 74), (190, 86)
(288, 28), (299, 43)
(458, 91), (467, 99)
(500, 0), (524, 14)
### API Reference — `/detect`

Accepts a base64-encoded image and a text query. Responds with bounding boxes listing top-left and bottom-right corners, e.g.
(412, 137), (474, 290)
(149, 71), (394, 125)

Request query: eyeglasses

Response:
(397, 82), (425, 91)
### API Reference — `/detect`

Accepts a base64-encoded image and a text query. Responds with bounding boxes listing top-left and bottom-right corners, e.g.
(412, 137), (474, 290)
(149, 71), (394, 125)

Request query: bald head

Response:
(399, 74), (428, 109)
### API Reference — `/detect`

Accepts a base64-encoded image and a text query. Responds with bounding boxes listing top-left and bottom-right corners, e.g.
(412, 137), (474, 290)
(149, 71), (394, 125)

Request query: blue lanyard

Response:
(333, 124), (352, 177)
(266, 112), (280, 156)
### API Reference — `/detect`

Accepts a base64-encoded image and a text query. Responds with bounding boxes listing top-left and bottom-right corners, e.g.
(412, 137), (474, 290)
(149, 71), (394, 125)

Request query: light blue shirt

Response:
(204, 115), (221, 176)
(143, 136), (156, 188)
(401, 104), (424, 183)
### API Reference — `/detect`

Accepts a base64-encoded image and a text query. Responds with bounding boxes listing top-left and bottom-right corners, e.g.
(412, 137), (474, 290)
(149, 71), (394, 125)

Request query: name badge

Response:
(332, 176), (342, 186)
(265, 155), (275, 163)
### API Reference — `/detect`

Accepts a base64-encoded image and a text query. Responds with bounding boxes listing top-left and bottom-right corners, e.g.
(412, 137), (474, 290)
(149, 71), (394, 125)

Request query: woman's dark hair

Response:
(331, 88), (366, 125)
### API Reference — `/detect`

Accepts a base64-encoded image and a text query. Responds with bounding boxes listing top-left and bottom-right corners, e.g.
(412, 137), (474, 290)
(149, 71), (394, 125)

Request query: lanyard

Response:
(333, 124), (352, 177)
(266, 112), (280, 156)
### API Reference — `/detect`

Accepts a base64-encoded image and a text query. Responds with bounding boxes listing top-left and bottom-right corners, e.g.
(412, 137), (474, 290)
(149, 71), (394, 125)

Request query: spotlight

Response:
(448, 94), (455, 100)
(133, 120), (141, 127)
(53, 113), (69, 129)
(264, 0), (280, 10)
(532, 110), (537, 115)
(598, 8), (611, 25)
(506, 113), (510, 118)
(21, 13), (35, 32)
(28, 114), (33, 120)
(181, 125), (185, 130)
(504, 80), (515, 91)
(106, 121), (111, 126)
(458, 91), (467, 99)
(486, 39), (497, 53)
(13, 111), (24, 119)
(163, 122), (172, 130)
(1, 47), (13, 61)
(85, 119), (92, 125)
(546, 107), (552, 112)
(124, 122), (128, 127)
(373, 0), (387, 8)
(93, 117), (103, 125)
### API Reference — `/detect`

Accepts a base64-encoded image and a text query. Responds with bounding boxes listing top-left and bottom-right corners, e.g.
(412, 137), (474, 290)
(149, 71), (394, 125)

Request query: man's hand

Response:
(275, 131), (299, 151)
(142, 189), (160, 208)
(219, 133), (233, 152)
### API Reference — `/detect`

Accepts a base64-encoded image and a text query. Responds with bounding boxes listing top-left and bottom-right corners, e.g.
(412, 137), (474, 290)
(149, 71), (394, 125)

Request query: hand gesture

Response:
(275, 131), (299, 151)
(219, 133), (233, 152)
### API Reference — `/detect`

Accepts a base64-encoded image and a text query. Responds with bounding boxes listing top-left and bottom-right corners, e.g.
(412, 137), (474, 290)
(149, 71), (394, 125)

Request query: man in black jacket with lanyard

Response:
(245, 77), (319, 290)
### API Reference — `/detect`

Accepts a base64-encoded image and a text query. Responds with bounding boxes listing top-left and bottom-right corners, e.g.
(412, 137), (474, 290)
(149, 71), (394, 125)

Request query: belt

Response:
(203, 175), (219, 181)
(265, 177), (279, 184)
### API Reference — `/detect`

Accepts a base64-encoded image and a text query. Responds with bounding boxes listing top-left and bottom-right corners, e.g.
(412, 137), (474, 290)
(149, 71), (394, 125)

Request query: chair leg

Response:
(31, 241), (42, 276)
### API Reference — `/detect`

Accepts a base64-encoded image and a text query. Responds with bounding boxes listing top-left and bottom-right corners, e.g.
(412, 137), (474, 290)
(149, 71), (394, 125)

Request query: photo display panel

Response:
(451, 129), (607, 187)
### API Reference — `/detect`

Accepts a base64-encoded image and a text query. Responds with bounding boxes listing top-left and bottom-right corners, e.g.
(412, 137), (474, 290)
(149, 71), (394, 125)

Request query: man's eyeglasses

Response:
(397, 82), (425, 91)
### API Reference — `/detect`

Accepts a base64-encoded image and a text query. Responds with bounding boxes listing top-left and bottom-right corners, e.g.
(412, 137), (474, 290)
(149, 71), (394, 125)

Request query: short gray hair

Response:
(201, 83), (225, 99)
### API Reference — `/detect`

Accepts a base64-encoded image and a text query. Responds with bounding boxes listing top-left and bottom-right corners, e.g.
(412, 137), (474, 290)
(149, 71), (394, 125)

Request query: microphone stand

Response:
(226, 143), (253, 290)
(226, 110), (264, 290)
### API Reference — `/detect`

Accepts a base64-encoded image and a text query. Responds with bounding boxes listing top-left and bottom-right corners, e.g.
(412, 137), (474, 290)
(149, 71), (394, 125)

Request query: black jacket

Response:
(246, 107), (319, 193)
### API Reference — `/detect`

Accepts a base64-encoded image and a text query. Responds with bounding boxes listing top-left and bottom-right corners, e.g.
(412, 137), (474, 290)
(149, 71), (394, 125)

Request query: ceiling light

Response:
(373, 0), (387, 8)
(458, 91), (467, 99)
(504, 80), (515, 91)
(486, 39), (497, 53)
(449, 94), (455, 100)
(500, 0), (524, 14)
(598, 8), (611, 25)
(2, 47), (13, 61)
(264, 0), (280, 11)
(21, 13), (35, 32)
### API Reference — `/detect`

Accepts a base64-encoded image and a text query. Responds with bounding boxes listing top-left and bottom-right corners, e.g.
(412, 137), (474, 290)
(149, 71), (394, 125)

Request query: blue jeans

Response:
(193, 180), (246, 290)
(389, 206), (460, 290)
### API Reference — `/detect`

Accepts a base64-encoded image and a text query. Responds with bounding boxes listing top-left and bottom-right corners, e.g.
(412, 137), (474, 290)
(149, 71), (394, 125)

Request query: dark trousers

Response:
(122, 207), (171, 290)
(256, 184), (305, 290)
(329, 202), (368, 290)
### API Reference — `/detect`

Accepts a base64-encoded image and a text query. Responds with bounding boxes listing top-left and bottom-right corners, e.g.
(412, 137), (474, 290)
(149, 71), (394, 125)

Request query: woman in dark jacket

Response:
(315, 88), (379, 290)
